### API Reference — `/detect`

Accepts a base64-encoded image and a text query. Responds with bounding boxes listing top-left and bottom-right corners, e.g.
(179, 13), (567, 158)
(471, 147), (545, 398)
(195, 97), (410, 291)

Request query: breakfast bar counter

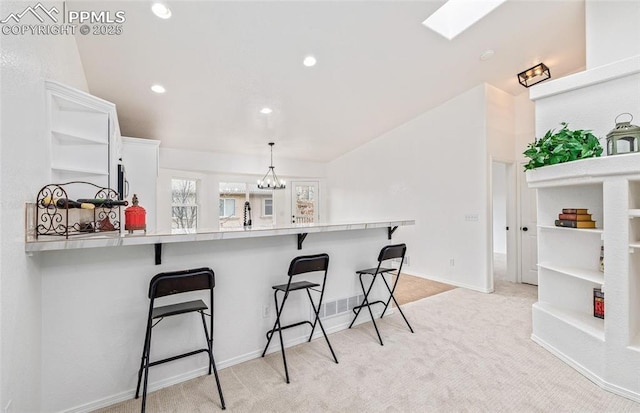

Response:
(25, 219), (415, 252)
(31, 218), (415, 411)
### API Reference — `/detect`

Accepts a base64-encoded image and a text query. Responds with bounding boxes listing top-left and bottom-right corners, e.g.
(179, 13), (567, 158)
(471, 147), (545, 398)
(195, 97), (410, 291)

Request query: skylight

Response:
(422, 0), (507, 40)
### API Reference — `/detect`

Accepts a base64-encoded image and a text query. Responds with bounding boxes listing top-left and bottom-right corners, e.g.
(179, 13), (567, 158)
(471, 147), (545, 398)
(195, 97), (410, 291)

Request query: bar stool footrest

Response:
(148, 348), (210, 367)
(352, 300), (386, 313)
(266, 320), (314, 339)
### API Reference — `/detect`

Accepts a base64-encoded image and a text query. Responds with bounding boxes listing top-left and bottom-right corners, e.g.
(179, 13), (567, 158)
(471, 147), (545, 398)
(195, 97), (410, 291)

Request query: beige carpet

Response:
(392, 273), (456, 306)
(95, 281), (640, 413)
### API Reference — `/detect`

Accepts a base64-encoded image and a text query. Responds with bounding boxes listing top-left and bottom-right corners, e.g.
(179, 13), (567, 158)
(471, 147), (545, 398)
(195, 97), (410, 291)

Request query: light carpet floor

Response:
(95, 281), (640, 412)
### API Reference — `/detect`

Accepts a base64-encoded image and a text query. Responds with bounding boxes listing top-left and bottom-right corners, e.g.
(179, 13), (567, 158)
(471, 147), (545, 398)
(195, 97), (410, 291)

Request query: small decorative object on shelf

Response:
(593, 288), (605, 319)
(35, 181), (122, 239)
(555, 208), (596, 228)
(606, 113), (640, 156)
(600, 245), (604, 272)
(125, 194), (146, 234)
(523, 123), (603, 170)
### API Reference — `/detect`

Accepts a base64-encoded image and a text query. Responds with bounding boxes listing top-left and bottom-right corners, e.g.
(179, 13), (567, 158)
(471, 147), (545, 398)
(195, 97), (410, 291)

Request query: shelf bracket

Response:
(297, 233), (308, 250)
(155, 243), (162, 265)
(388, 226), (398, 240)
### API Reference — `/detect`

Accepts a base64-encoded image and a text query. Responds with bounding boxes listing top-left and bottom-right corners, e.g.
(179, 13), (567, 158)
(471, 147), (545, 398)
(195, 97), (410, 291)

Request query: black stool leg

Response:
(135, 317), (152, 399)
(306, 289), (338, 364)
(140, 323), (153, 413)
(380, 274), (414, 333)
(261, 290), (281, 357)
(200, 311), (226, 410)
(348, 272), (378, 328)
(262, 290), (291, 383)
(350, 273), (384, 345)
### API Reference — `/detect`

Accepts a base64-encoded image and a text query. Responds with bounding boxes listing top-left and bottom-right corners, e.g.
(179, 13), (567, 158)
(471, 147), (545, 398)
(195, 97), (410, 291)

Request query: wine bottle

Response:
(41, 196), (95, 209)
(76, 198), (129, 207)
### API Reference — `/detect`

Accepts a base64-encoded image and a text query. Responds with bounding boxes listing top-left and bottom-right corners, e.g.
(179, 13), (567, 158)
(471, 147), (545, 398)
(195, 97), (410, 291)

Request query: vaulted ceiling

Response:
(73, 0), (586, 162)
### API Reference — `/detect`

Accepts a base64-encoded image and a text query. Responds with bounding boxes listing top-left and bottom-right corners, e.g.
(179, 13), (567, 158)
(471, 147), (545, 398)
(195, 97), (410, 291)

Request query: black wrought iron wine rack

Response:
(35, 181), (124, 239)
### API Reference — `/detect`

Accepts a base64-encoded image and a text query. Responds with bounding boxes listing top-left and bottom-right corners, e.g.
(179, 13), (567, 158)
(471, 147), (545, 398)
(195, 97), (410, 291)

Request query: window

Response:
(171, 178), (198, 232)
(219, 182), (274, 228)
(263, 198), (273, 217)
(219, 198), (236, 218)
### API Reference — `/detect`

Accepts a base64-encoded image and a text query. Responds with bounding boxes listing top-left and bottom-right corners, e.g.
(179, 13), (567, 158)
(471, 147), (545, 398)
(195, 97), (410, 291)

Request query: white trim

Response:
(531, 334), (640, 404)
(529, 55), (640, 101)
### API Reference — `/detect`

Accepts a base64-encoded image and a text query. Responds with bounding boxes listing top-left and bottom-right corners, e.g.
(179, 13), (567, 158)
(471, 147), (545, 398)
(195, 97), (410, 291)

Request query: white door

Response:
(291, 181), (319, 224)
(519, 165), (538, 285)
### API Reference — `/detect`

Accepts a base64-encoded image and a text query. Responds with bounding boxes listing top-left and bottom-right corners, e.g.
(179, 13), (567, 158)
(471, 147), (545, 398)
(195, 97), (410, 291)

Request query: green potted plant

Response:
(523, 122), (603, 170)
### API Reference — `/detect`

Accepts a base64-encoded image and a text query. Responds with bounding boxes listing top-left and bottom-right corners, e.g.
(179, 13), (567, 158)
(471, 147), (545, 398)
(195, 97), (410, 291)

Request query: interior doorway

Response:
(518, 162), (538, 285)
(491, 160), (517, 285)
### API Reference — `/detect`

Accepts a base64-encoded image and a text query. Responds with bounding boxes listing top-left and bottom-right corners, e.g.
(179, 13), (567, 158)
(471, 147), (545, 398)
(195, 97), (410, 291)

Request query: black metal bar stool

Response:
(349, 243), (414, 345)
(261, 253), (338, 383)
(135, 267), (225, 412)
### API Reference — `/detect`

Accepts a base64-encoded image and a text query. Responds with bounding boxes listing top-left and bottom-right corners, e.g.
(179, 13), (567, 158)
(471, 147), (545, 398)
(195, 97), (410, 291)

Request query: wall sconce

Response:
(517, 63), (551, 88)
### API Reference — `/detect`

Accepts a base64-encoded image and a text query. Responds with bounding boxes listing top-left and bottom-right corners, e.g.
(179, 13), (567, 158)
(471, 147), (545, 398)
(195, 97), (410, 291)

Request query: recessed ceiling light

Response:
(303, 56), (317, 67)
(422, 0), (507, 40)
(480, 49), (495, 61)
(151, 84), (166, 94)
(151, 3), (172, 19)
(260, 107), (273, 114)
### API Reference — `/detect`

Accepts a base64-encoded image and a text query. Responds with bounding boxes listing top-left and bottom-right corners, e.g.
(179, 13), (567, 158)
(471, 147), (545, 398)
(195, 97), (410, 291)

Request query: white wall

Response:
(0, 3), (89, 410)
(486, 85), (516, 162)
(492, 162), (507, 254)
(514, 92), (536, 162)
(326, 85), (493, 292)
(586, 0), (640, 70)
(121, 137), (160, 233)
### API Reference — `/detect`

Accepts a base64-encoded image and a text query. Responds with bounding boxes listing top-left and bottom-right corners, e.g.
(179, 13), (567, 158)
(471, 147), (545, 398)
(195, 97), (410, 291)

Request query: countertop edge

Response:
(25, 220), (416, 252)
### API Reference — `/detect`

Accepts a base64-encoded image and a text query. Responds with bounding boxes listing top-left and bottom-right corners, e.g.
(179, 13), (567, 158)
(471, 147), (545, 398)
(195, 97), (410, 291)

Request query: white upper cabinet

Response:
(45, 80), (120, 189)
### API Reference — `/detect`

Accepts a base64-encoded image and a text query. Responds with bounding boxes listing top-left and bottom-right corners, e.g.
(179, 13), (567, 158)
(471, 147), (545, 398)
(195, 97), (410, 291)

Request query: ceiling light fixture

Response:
(257, 142), (286, 190)
(422, 0), (507, 40)
(151, 2), (172, 19)
(260, 107), (273, 114)
(150, 84), (166, 94)
(303, 56), (317, 67)
(517, 62), (551, 88)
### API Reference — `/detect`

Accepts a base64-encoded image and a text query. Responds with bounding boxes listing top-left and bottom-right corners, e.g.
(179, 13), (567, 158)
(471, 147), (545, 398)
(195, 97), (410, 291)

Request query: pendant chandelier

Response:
(257, 142), (286, 190)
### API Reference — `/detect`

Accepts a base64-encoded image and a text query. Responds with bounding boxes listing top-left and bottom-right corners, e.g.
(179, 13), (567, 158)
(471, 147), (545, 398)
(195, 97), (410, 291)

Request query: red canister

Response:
(125, 194), (146, 234)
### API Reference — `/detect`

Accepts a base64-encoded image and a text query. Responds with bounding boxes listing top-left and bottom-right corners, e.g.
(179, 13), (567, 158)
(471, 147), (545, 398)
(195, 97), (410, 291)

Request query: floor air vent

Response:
(311, 294), (364, 320)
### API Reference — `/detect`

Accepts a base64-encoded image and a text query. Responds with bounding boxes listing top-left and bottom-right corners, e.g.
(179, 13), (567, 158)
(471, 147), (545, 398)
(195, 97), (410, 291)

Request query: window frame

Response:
(171, 177), (199, 232)
(219, 197), (236, 218)
(262, 197), (273, 217)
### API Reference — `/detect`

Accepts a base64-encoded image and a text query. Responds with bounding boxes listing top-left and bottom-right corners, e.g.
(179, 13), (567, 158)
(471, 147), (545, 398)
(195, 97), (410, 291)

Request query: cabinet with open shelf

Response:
(46, 81), (119, 189)
(528, 154), (640, 399)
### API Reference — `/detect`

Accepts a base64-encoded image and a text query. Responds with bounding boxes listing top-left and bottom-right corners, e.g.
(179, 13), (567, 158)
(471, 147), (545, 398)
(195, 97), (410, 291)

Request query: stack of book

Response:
(555, 208), (596, 228)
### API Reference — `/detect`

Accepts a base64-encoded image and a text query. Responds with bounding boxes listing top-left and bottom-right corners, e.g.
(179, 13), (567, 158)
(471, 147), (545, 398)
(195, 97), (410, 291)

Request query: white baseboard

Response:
(63, 310), (386, 413)
(531, 334), (640, 404)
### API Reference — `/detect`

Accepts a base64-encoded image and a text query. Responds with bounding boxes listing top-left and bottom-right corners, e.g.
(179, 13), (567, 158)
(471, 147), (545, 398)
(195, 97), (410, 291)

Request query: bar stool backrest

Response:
(288, 253), (330, 277)
(149, 267), (215, 299)
(378, 243), (406, 263)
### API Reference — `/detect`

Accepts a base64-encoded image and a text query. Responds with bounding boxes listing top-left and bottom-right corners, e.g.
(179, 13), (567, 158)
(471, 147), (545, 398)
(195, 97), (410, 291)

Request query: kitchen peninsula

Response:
(27, 218), (414, 411)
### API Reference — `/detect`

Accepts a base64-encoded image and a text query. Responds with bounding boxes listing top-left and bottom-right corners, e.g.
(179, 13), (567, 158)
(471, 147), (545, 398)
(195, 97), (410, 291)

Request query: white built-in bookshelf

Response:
(528, 55), (640, 401)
